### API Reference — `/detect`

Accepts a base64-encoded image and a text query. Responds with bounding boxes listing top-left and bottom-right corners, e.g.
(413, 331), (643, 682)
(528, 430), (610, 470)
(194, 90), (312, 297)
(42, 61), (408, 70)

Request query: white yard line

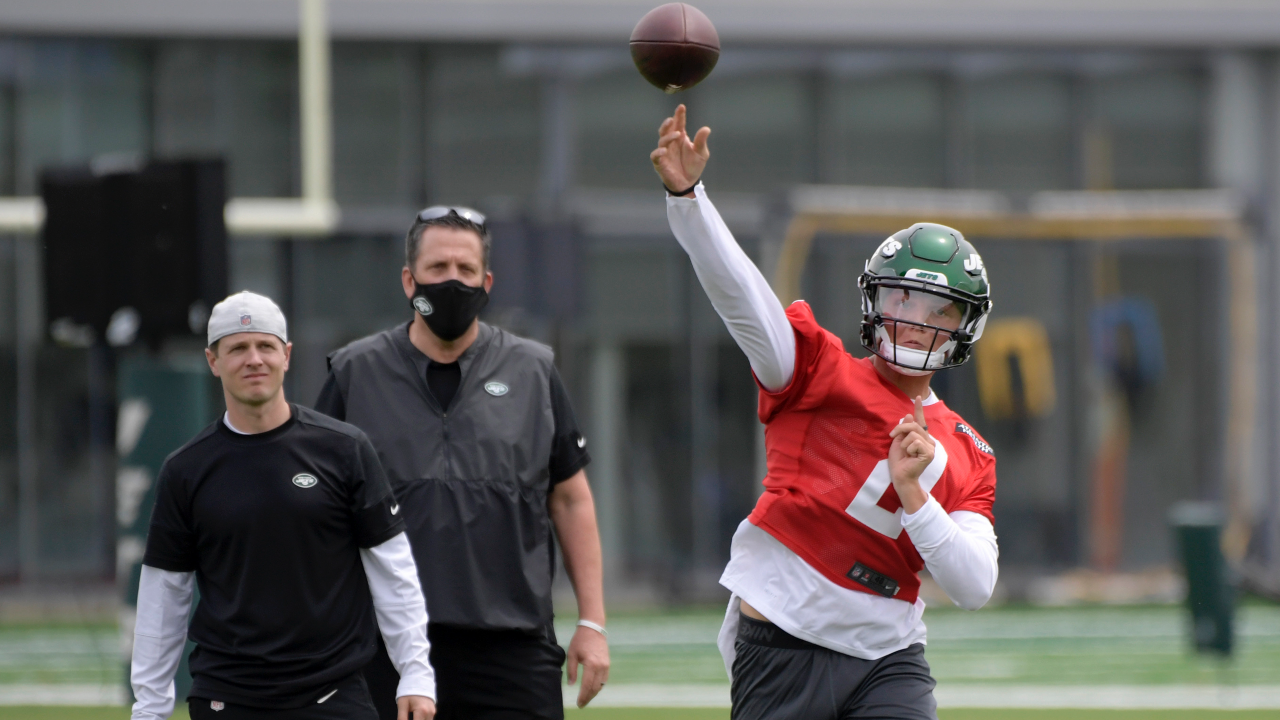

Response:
(568, 684), (730, 708)
(935, 685), (1280, 709)
(7, 681), (1280, 709)
(0, 684), (127, 705)
(568, 684), (1280, 710)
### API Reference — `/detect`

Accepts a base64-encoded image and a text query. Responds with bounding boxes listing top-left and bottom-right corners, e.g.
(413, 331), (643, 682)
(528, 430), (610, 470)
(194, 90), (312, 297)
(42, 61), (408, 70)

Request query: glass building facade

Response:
(0, 35), (1233, 597)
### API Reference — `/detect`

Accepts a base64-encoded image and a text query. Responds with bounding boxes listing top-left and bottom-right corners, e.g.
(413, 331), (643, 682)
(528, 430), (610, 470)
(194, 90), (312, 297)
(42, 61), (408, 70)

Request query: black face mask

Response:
(410, 279), (489, 341)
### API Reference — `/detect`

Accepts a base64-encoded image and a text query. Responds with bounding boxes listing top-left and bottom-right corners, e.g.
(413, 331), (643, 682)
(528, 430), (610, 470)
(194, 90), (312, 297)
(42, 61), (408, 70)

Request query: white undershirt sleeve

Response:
(360, 532), (436, 701)
(901, 499), (999, 610)
(667, 184), (796, 392)
(130, 565), (195, 720)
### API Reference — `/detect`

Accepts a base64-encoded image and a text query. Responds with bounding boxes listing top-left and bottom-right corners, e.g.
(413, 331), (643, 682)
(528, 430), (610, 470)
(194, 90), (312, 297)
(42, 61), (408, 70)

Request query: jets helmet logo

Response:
(963, 253), (985, 274)
(878, 238), (902, 258)
(905, 268), (948, 286)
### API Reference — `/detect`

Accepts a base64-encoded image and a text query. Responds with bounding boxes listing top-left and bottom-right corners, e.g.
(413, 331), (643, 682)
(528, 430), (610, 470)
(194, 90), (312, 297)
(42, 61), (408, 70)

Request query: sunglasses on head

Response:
(416, 205), (486, 229)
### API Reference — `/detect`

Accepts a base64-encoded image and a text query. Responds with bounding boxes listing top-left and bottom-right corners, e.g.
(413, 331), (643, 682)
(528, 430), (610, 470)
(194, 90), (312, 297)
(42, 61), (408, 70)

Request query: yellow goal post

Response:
(768, 185), (1256, 564)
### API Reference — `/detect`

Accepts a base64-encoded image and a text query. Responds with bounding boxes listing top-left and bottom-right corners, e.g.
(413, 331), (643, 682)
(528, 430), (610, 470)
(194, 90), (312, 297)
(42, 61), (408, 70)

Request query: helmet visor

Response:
(874, 286), (966, 353)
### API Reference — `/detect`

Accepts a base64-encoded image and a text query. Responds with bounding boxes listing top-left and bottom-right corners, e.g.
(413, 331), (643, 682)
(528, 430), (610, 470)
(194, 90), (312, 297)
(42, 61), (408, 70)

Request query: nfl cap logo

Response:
(207, 291), (288, 346)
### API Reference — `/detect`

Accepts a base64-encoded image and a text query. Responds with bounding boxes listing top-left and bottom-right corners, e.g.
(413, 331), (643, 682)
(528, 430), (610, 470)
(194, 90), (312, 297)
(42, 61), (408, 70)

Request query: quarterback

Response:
(652, 105), (999, 720)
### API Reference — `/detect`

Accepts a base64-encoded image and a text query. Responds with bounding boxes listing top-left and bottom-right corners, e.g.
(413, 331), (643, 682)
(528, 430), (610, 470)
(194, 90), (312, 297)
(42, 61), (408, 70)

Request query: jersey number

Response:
(844, 441), (948, 539)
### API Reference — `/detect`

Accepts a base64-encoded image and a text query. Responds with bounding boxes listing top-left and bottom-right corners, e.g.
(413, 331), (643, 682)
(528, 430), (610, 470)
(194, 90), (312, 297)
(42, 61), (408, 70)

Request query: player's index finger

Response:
(914, 396), (926, 427)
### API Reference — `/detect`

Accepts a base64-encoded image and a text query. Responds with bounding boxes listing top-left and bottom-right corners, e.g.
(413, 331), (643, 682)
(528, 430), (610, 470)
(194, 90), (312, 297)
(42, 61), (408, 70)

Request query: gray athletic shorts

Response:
(730, 613), (937, 720)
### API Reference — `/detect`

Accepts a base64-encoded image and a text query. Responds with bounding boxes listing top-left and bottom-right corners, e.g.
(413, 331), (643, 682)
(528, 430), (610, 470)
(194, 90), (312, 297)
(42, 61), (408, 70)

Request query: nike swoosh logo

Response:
(317, 689), (338, 704)
(390, 504), (400, 515)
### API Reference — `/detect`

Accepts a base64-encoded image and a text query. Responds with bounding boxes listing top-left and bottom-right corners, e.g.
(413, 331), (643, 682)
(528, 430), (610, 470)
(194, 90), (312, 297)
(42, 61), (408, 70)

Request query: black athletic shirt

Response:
(142, 404), (404, 709)
(426, 360), (462, 411)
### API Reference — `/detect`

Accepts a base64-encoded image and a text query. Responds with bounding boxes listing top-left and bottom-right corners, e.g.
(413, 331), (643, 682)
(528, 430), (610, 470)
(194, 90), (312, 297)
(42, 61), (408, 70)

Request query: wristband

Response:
(663, 180), (699, 197)
(576, 619), (608, 638)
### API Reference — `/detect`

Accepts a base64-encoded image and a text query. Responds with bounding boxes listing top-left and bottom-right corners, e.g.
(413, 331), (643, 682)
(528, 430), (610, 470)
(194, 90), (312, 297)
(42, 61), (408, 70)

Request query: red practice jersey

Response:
(748, 301), (997, 604)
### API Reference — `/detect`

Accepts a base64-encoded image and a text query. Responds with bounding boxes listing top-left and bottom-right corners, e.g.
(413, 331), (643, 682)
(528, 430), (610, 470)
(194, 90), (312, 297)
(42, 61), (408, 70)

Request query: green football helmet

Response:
(858, 223), (992, 374)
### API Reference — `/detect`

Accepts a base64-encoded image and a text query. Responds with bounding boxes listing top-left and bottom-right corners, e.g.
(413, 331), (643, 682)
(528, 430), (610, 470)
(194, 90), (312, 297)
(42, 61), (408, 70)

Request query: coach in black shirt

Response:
(315, 208), (609, 720)
(130, 291), (436, 720)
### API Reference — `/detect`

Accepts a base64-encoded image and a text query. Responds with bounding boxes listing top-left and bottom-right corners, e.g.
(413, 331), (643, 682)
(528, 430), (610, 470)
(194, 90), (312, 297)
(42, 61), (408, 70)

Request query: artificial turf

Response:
(2, 709), (1280, 720)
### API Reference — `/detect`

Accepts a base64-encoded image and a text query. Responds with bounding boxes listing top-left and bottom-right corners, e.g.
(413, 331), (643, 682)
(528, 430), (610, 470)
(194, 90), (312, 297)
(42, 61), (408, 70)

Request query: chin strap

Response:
(875, 328), (953, 375)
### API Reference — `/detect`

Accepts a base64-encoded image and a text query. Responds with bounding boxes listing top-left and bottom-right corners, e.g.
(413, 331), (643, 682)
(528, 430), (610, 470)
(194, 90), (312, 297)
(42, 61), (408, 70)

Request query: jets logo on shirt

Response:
(485, 381), (509, 396)
(292, 473), (318, 488)
(955, 423), (994, 455)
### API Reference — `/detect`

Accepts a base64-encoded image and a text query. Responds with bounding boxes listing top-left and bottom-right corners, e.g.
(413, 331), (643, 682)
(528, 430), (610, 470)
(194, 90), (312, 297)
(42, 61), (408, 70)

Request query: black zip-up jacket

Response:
(315, 321), (589, 632)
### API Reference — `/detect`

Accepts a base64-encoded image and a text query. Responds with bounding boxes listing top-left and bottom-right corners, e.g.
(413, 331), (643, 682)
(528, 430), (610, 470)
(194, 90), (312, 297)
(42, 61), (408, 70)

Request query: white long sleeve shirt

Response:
(666, 184), (1000, 676)
(130, 531), (434, 719)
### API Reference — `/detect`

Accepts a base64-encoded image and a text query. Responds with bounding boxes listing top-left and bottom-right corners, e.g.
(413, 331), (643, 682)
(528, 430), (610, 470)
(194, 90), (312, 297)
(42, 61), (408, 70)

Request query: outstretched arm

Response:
(653, 105), (796, 391)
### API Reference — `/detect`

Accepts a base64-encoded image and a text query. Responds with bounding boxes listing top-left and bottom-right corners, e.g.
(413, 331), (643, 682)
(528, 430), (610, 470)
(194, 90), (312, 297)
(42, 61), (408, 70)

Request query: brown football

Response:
(630, 3), (720, 94)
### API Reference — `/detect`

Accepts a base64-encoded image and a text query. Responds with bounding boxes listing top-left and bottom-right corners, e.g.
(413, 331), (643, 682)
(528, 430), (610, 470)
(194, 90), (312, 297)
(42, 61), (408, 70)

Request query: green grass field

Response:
(2, 602), (1279, 716)
(5, 603), (1277, 688)
(0, 709), (1278, 720)
(550, 603), (1280, 687)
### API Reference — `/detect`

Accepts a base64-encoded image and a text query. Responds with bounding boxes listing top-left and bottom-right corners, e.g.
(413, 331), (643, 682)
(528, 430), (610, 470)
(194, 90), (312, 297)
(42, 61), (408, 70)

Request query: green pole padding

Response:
(118, 352), (218, 704)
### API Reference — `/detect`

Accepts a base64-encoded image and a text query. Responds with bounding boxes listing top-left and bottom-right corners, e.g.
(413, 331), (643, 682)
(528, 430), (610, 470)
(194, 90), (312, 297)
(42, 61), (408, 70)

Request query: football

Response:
(630, 3), (720, 94)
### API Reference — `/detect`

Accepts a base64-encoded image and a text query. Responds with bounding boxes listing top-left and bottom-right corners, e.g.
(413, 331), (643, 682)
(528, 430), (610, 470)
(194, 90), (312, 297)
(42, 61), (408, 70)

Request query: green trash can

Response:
(1169, 501), (1234, 656)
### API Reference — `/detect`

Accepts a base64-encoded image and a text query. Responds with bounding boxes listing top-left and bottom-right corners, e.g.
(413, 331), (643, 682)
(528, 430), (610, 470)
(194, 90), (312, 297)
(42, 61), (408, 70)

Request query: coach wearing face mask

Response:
(315, 207), (609, 720)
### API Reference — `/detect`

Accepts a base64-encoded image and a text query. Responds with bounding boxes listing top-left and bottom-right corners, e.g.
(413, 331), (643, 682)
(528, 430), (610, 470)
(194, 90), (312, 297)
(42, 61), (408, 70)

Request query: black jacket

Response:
(316, 322), (587, 631)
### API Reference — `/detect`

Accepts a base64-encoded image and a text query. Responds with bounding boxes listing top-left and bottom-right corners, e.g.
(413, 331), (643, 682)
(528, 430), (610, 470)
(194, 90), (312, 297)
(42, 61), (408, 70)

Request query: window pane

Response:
(967, 74), (1074, 191)
(0, 85), (13, 194)
(1092, 70), (1204, 189)
(691, 73), (814, 193)
(577, 69), (672, 190)
(79, 43), (148, 159)
(154, 41), (297, 197)
(222, 43), (297, 197)
(428, 47), (539, 206)
(827, 74), (945, 187)
(15, 41), (149, 194)
(333, 43), (421, 205)
(153, 42), (221, 156)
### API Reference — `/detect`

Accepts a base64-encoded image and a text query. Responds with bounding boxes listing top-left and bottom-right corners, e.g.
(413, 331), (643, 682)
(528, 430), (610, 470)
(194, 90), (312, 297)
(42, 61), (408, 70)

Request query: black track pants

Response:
(365, 624), (566, 720)
(730, 613), (938, 720)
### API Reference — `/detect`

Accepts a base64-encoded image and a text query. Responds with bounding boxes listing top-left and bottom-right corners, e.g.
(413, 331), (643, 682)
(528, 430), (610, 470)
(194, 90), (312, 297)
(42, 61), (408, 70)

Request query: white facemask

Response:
(875, 326), (955, 376)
